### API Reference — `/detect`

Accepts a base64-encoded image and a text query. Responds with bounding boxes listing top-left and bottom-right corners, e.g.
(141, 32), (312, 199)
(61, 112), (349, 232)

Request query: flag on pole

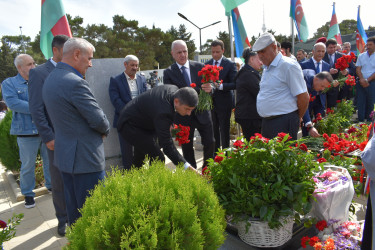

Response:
(327, 2), (342, 44)
(356, 6), (367, 54)
(289, 0), (309, 42)
(220, 0), (248, 16)
(231, 7), (251, 58)
(40, 0), (72, 59)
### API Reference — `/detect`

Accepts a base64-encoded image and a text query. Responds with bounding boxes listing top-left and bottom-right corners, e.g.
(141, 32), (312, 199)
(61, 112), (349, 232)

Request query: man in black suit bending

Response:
(205, 40), (237, 152)
(117, 85), (197, 171)
(163, 40), (215, 168)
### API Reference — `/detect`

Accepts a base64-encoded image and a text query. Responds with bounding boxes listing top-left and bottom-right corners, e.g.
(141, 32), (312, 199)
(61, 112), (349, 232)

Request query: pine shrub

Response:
(0, 112), (20, 171)
(65, 161), (226, 249)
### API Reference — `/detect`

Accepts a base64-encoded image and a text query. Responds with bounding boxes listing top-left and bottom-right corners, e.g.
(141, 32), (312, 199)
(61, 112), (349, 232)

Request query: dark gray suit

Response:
(43, 62), (110, 224)
(29, 60), (67, 226)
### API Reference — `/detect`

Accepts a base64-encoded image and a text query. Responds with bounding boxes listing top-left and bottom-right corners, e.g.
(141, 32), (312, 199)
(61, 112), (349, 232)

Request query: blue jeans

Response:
(17, 136), (51, 197)
(356, 80), (375, 122)
(61, 171), (105, 225)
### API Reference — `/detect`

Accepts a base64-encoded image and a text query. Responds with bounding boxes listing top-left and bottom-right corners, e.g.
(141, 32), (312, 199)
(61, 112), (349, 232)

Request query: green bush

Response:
(0, 112), (20, 171)
(65, 161), (226, 249)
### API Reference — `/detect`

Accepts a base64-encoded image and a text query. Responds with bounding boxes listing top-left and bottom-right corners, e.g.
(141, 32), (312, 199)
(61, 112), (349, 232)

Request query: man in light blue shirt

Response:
(356, 36), (375, 122)
(253, 33), (309, 140)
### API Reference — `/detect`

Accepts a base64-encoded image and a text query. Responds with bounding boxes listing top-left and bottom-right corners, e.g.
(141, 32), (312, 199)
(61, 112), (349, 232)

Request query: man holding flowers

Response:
(163, 40), (215, 168)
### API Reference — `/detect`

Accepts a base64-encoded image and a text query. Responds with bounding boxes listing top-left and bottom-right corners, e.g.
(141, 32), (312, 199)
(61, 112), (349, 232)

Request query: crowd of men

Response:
(0, 32), (374, 235)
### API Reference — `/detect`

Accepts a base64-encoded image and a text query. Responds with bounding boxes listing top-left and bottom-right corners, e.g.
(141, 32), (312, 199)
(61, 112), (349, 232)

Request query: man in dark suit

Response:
(28, 35), (69, 236)
(302, 72), (333, 137)
(117, 85), (198, 171)
(323, 39), (348, 108)
(163, 40), (214, 168)
(43, 38), (110, 225)
(205, 40), (236, 152)
(109, 55), (147, 170)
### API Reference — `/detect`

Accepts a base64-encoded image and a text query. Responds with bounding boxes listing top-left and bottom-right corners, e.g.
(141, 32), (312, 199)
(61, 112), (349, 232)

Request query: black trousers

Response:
(47, 149), (68, 226)
(326, 86), (339, 108)
(211, 107), (231, 152)
(117, 130), (133, 170)
(261, 111), (299, 141)
(236, 118), (262, 141)
(362, 195), (372, 249)
(120, 122), (164, 168)
(175, 113), (215, 168)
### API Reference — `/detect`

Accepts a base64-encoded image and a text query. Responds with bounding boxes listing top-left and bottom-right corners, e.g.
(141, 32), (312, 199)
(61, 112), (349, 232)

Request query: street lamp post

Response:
(19, 26), (26, 53)
(177, 13), (221, 53)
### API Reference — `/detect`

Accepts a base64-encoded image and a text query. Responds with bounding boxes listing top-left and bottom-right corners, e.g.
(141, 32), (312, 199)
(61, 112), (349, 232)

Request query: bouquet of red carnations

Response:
(192, 64), (223, 112)
(171, 124), (190, 146)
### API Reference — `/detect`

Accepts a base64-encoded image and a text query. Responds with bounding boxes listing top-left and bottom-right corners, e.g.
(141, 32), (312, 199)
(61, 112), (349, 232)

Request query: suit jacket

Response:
(234, 64), (261, 120)
(29, 60), (55, 143)
(108, 72), (147, 128)
(323, 52), (344, 79)
(302, 75), (326, 125)
(205, 57), (237, 111)
(163, 61), (210, 124)
(117, 85), (186, 165)
(300, 58), (330, 74)
(43, 62), (110, 174)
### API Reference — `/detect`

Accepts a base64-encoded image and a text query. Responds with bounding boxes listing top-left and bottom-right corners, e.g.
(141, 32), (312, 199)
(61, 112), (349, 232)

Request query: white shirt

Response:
(176, 61), (191, 84)
(124, 72), (139, 99)
(356, 51), (375, 79)
(312, 57), (323, 72)
(257, 53), (307, 117)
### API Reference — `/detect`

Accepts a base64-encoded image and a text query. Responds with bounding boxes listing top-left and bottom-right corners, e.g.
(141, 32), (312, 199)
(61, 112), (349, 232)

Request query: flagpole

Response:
(291, 17), (295, 55)
(228, 15), (234, 61)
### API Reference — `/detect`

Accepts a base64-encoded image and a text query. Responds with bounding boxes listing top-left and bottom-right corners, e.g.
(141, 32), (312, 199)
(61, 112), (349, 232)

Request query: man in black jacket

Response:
(163, 40), (214, 168)
(205, 40), (237, 152)
(117, 85), (197, 170)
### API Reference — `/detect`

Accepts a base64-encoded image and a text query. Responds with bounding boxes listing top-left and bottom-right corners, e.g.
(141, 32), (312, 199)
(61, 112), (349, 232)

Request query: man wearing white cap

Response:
(253, 33), (309, 140)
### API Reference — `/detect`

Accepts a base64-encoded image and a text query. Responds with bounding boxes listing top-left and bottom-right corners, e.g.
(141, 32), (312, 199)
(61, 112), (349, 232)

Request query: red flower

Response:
(359, 140), (368, 151)
(297, 143), (308, 152)
(202, 166), (210, 175)
(360, 168), (365, 183)
(326, 108), (334, 114)
(336, 100), (341, 103)
(301, 236), (310, 248)
(233, 140), (245, 148)
(345, 74), (356, 86)
(171, 124), (190, 146)
(0, 220), (7, 228)
(190, 83), (196, 88)
(309, 236), (321, 247)
(316, 220), (327, 231)
(317, 158), (327, 163)
(277, 132), (292, 142)
(214, 154), (224, 163)
(309, 94), (316, 102)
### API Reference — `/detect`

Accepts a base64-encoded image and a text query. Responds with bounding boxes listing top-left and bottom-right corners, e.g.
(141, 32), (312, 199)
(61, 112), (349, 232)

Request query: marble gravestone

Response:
(85, 58), (164, 171)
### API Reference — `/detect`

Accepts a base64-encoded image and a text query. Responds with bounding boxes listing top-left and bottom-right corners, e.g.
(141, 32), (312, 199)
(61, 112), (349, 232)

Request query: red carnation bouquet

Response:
(171, 124), (190, 146)
(193, 64), (223, 112)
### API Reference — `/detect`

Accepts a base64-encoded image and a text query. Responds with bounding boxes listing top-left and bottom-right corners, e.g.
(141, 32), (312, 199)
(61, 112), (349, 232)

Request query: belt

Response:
(263, 110), (298, 120)
(17, 134), (39, 138)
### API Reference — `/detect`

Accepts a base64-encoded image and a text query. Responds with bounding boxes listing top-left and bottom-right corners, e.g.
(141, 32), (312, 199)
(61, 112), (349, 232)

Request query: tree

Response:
(339, 19), (357, 35)
(0, 37), (17, 83)
(67, 14), (85, 37)
(313, 21), (330, 39)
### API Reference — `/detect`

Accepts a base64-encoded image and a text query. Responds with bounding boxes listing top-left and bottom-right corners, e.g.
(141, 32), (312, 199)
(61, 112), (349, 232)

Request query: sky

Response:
(0, 0), (374, 51)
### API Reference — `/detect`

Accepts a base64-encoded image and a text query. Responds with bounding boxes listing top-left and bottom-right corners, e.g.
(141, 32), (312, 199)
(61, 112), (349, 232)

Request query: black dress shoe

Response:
(57, 222), (66, 236)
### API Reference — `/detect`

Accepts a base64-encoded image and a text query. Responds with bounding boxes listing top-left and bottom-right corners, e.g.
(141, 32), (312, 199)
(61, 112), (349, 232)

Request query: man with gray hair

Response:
(43, 37), (110, 225)
(164, 40), (215, 169)
(109, 54), (147, 170)
(253, 33), (309, 140)
(2, 54), (51, 209)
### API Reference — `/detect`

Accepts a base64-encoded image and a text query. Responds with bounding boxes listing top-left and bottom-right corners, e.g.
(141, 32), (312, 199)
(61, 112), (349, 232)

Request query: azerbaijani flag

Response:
(356, 6), (367, 54)
(40, 0), (72, 59)
(220, 0), (248, 16)
(231, 7), (251, 58)
(327, 2), (342, 44)
(290, 0), (309, 42)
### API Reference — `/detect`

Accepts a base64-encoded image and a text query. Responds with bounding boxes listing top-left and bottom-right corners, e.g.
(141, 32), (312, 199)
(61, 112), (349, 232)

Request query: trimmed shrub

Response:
(65, 161), (226, 249)
(0, 112), (20, 171)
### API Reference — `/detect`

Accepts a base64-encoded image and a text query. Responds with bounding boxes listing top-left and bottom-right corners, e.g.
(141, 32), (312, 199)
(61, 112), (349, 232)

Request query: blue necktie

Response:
(330, 55), (334, 67)
(316, 62), (321, 73)
(181, 66), (190, 86)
